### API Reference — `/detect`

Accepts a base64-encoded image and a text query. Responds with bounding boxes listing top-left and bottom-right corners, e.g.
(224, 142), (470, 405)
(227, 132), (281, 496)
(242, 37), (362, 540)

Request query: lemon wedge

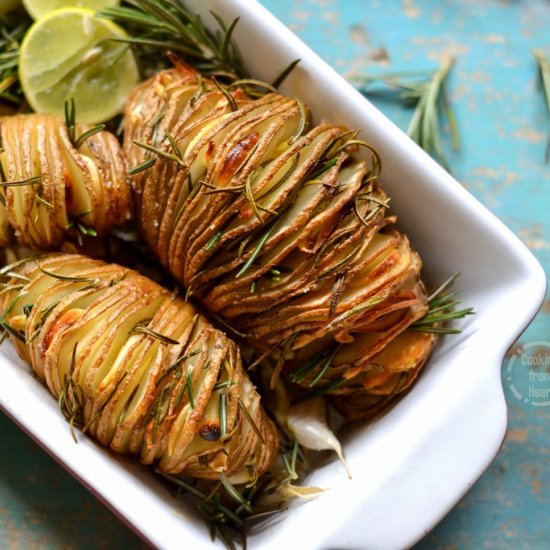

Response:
(19, 7), (139, 124)
(22, 0), (119, 20)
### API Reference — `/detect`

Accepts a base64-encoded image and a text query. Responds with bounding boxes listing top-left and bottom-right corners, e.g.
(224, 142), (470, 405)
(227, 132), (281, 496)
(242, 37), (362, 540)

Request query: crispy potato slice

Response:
(0, 254), (278, 480)
(0, 114), (131, 250)
(125, 69), (437, 420)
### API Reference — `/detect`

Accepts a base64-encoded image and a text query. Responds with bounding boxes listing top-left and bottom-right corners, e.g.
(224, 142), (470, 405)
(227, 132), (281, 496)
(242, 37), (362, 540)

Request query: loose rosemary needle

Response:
(534, 49), (550, 163)
(356, 55), (459, 170)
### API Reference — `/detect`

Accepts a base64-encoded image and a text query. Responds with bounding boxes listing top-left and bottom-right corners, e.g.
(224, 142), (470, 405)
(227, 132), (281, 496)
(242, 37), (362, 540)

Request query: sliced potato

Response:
(0, 114), (131, 249)
(0, 253), (279, 480)
(125, 68), (436, 420)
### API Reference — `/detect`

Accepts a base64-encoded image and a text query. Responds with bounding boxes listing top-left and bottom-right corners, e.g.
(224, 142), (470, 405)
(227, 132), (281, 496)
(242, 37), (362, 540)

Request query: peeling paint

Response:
(403, 0), (421, 19)
(506, 428), (529, 443)
(513, 128), (545, 143)
(349, 24), (369, 45)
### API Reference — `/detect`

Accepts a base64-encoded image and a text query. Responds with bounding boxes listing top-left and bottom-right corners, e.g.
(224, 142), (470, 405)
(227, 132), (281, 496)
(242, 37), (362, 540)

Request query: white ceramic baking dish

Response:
(0, 1), (545, 548)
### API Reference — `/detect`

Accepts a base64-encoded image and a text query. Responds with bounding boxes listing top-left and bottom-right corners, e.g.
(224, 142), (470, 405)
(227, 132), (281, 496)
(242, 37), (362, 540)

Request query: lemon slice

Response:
(19, 8), (139, 124)
(22, 0), (119, 20)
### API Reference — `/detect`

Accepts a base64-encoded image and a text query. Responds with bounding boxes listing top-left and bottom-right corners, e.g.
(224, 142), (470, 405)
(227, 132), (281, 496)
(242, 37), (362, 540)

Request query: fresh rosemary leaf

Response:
(0, 320), (25, 342)
(244, 167), (277, 221)
(293, 377), (347, 404)
(100, 0), (248, 79)
(272, 58), (301, 88)
(229, 78), (277, 95)
(220, 472), (252, 512)
(219, 392), (227, 438)
(22, 304), (33, 318)
(204, 230), (222, 251)
(35, 194), (54, 210)
(133, 139), (187, 167)
(235, 220), (279, 278)
(64, 98), (76, 145)
(212, 76), (238, 111)
(156, 472), (244, 526)
(0, 290), (27, 324)
(129, 158), (157, 174)
(238, 398), (265, 444)
(411, 273), (474, 334)
(74, 124), (106, 149)
(291, 349), (328, 383)
(308, 345), (341, 387)
(36, 263), (97, 284)
(185, 367), (195, 408)
(357, 56), (458, 170)
(0, 176), (41, 187)
(308, 156), (339, 180)
(213, 380), (236, 391)
(132, 321), (179, 345)
(165, 132), (183, 161)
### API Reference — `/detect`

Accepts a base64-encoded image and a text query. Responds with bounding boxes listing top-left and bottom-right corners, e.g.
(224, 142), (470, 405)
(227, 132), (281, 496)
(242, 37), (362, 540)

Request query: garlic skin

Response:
(286, 397), (351, 479)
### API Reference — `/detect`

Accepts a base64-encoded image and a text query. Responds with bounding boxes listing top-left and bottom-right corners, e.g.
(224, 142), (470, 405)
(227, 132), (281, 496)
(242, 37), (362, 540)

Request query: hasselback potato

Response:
(0, 114), (131, 249)
(0, 253), (278, 479)
(124, 66), (437, 419)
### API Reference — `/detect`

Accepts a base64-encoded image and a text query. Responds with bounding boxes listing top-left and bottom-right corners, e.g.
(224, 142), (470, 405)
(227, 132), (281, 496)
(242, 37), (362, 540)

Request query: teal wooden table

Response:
(1, 1), (549, 548)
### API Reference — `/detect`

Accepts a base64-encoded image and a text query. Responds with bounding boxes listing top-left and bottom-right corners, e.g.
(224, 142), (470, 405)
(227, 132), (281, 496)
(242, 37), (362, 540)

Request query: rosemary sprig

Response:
(411, 273), (474, 334)
(185, 367), (195, 408)
(36, 262), (97, 284)
(219, 392), (227, 439)
(157, 463), (289, 548)
(58, 344), (85, 443)
(35, 194), (53, 210)
(204, 230), (222, 251)
(290, 345), (339, 386)
(357, 56), (459, 170)
(238, 398), (265, 444)
(213, 380), (236, 391)
(157, 472), (246, 548)
(534, 49), (550, 163)
(293, 377), (347, 404)
(272, 58), (301, 89)
(0, 319), (25, 342)
(129, 157), (156, 174)
(100, 0), (248, 79)
(235, 225), (275, 278)
(133, 139), (187, 167)
(64, 209), (99, 246)
(64, 98), (77, 145)
(74, 124), (106, 149)
(212, 76), (238, 111)
(219, 473), (252, 513)
(0, 176), (41, 187)
(0, 13), (31, 105)
(132, 320), (179, 345)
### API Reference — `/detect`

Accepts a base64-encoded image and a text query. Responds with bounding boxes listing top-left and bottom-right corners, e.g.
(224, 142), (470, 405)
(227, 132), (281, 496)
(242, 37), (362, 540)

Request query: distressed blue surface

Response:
(1, 0), (549, 548)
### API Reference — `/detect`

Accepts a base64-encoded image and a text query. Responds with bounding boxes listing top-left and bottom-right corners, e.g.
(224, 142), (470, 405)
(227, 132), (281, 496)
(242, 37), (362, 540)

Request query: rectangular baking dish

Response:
(0, 1), (545, 548)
